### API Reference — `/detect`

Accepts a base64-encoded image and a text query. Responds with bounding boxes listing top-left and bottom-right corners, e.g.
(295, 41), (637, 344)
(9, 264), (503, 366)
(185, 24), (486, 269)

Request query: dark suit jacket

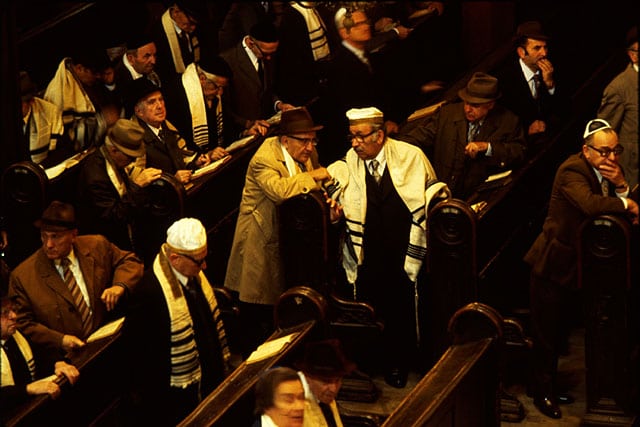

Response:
(8, 235), (143, 358)
(134, 116), (195, 173)
(77, 147), (150, 252)
(398, 101), (526, 198)
(524, 153), (628, 287)
(493, 55), (568, 138)
(220, 42), (279, 129)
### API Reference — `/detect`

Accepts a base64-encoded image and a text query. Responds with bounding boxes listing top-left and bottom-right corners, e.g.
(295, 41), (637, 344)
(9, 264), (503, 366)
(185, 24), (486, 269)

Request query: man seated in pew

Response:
(124, 217), (231, 426)
(164, 52), (265, 162)
(326, 107), (450, 389)
(1, 293), (80, 415)
(253, 366), (306, 427)
(524, 119), (638, 419)
(397, 72), (526, 199)
(126, 77), (211, 184)
(295, 338), (356, 427)
(18, 71), (71, 168)
(43, 46), (116, 152)
(225, 107), (333, 358)
(493, 20), (569, 144)
(77, 118), (162, 255)
(8, 201), (143, 368)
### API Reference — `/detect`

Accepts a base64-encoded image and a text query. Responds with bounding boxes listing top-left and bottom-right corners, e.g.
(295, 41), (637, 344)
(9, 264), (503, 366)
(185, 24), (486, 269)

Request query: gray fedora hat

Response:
(458, 72), (501, 104)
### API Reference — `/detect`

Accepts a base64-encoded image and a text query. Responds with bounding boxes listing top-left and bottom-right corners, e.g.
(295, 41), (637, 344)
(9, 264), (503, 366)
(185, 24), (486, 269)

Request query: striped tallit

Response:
(1, 331), (36, 386)
(181, 63), (210, 150)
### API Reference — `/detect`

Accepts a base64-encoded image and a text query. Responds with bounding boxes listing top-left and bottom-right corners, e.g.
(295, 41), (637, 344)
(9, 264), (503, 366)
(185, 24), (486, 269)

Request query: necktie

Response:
(215, 95), (224, 147)
(532, 74), (543, 100)
(601, 178), (610, 196)
(467, 122), (480, 142)
(257, 60), (264, 84)
(297, 161), (307, 173)
(370, 159), (381, 184)
(61, 257), (92, 338)
(319, 402), (338, 427)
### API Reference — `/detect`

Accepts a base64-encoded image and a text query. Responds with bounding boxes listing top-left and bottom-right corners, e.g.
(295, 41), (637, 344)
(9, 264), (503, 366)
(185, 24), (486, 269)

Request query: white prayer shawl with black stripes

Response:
(327, 137), (450, 290)
(26, 98), (64, 164)
(161, 9), (200, 74)
(153, 245), (231, 389)
(181, 63), (212, 150)
(290, 2), (330, 62)
(1, 331), (36, 386)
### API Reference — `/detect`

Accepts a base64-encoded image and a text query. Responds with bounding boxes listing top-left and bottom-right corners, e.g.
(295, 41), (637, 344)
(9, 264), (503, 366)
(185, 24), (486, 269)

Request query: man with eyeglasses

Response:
(326, 107), (450, 389)
(524, 119), (638, 419)
(77, 119), (162, 255)
(598, 25), (638, 190)
(124, 217), (230, 425)
(225, 107), (333, 358)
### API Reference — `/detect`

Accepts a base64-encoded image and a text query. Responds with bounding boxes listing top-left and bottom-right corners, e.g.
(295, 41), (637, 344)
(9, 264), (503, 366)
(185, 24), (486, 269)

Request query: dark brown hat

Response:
(106, 119), (146, 157)
(458, 72), (501, 104)
(516, 20), (550, 41)
(295, 339), (356, 378)
(279, 107), (323, 135)
(34, 201), (77, 231)
(19, 71), (37, 102)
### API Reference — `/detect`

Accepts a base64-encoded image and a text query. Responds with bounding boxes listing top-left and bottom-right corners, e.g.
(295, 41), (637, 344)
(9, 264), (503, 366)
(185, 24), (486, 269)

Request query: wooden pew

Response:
(579, 215), (638, 426)
(178, 286), (328, 427)
(381, 302), (503, 427)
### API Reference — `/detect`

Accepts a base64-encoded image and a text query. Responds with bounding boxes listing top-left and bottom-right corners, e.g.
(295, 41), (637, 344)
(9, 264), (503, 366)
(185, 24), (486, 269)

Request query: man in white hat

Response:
(225, 107), (332, 358)
(77, 118), (162, 255)
(326, 106), (449, 388)
(524, 119), (638, 419)
(125, 217), (230, 425)
(398, 72), (526, 199)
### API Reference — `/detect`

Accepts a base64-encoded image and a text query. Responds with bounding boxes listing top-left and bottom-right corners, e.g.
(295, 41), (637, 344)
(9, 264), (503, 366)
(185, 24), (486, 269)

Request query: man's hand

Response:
(528, 120), (547, 135)
(464, 142), (489, 159)
(599, 158), (625, 187)
(175, 170), (193, 184)
(61, 334), (85, 352)
(324, 192), (343, 223)
(101, 285), (125, 311)
(195, 153), (211, 168)
(26, 378), (62, 399)
(132, 167), (162, 187)
(209, 147), (229, 161)
(627, 198), (639, 225)
(54, 361), (80, 385)
(244, 120), (270, 137)
(537, 58), (555, 89)
(308, 167), (331, 182)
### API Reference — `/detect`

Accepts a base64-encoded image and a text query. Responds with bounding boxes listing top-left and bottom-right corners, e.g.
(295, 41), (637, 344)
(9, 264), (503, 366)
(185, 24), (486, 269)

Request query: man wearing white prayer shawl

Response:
(326, 106), (450, 389)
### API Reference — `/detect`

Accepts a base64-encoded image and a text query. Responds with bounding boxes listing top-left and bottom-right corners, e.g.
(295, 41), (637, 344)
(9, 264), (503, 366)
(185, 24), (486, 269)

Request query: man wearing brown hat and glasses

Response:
(8, 201), (143, 368)
(225, 107), (333, 357)
(398, 71), (526, 199)
(78, 119), (162, 256)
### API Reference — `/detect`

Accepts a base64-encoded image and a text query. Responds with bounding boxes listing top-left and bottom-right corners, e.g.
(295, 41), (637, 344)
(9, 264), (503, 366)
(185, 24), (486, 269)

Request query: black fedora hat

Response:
(279, 107), (323, 135)
(295, 339), (356, 378)
(34, 201), (77, 232)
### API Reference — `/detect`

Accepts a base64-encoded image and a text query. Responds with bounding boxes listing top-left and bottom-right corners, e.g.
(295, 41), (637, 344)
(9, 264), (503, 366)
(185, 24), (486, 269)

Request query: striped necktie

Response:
(370, 159), (381, 184)
(61, 257), (92, 338)
(601, 178), (610, 196)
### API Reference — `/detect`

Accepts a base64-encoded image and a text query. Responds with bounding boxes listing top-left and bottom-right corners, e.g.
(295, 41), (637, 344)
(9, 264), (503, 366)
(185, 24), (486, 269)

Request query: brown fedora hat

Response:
(106, 119), (146, 158)
(34, 201), (77, 231)
(279, 107), (323, 135)
(458, 72), (501, 104)
(516, 20), (550, 41)
(295, 339), (356, 378)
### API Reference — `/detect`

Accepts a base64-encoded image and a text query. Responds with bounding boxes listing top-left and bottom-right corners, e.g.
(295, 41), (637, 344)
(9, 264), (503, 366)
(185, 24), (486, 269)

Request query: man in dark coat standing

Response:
(524, 119), (638, 419)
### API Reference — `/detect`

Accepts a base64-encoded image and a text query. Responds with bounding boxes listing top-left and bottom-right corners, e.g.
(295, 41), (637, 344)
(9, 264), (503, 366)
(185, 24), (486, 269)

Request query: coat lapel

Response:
(36, 251), (75, 307)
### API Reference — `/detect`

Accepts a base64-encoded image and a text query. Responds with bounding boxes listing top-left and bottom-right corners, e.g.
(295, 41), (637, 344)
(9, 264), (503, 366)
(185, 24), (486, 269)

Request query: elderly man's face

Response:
(264, 379), (305, 427)
(349, 123), (384, 160)
(199, 73), (228, 102)
(135, 91), (166, 128)
(171, 5), (198, 34)
(463, 100), (494, 123)
(1, 299), (18, 340)
(306, 374), (342, 405)
(282, 132), (318, 164)
(343, 10), (372, 43)
(171, 246), (208, 278)
(41, 230), (76, 260)
(128, 43), (157, 75)
(582, 130), (622, 171)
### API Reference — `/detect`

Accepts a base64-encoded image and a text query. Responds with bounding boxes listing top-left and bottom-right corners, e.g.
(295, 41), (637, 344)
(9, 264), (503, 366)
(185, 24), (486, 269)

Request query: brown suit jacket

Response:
(8, 235), (143, 354)
(524, 153), (628, 286)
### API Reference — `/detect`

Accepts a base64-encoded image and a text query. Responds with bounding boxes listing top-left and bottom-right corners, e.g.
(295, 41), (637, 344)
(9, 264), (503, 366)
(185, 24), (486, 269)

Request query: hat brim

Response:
(458, 88), (501, 104)
(279, 125), (324, 135)
(34, 219), (77, 231)
(106, 134), (145, 158)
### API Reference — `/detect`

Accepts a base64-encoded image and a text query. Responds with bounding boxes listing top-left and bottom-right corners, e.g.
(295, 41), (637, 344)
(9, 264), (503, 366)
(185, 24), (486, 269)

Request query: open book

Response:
(246, 332), (299, 364)
(44, 149), (92, 180)
(191, 155), (232, 179)
(86, 316), (125, 343)
(224, 135), (257, 154)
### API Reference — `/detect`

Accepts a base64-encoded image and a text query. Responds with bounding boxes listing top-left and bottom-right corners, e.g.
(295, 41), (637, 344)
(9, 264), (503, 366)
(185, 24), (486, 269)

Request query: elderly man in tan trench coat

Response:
(225, 107), (332, 356)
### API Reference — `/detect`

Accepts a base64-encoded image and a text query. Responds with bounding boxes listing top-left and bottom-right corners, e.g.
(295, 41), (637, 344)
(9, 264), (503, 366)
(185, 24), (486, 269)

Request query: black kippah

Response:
(126, 31), (154, 50)
(198, 54), (232, 78)
(249, 19), (279, 43)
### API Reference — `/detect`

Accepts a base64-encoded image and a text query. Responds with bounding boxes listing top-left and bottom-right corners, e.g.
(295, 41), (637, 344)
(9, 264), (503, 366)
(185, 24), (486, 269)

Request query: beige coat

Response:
(224, 136), (321, 305)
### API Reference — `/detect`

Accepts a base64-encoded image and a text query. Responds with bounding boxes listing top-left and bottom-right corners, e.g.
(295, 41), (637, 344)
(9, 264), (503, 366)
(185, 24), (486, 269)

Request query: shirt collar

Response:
(518, 57), (538, 82)
(242, 37), (260, 69)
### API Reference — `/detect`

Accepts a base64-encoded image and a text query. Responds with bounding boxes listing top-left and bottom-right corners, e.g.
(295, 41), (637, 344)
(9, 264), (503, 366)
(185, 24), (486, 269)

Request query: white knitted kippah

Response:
(166, 217), (207, 252)
(346, 107), (384, 123)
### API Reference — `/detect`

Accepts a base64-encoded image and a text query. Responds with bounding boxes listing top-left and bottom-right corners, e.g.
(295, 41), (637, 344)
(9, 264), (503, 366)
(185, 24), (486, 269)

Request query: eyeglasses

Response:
(181, 253), (207, 267)
(287, 135), (318, 146)
(347, 129), (377, 143)
(586, 144), (624, 157)
(203, 78), (227, 91)
(351, 19), (371, 28)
